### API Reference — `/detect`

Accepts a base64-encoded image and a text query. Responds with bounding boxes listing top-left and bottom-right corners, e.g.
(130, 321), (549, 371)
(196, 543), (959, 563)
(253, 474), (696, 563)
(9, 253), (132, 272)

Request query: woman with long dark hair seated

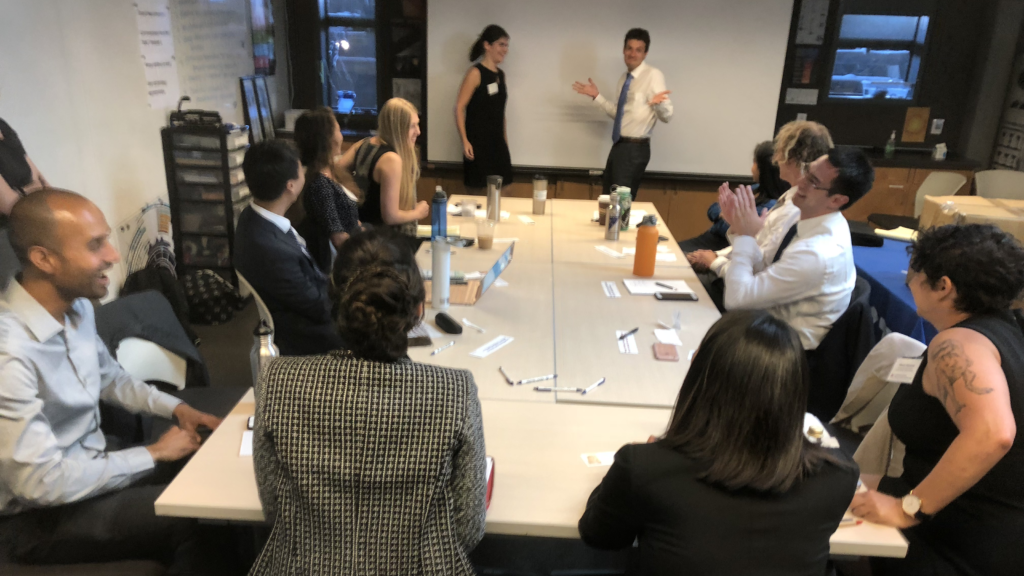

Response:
(579, 310), (857, 575)
(251, 228), (486, 575)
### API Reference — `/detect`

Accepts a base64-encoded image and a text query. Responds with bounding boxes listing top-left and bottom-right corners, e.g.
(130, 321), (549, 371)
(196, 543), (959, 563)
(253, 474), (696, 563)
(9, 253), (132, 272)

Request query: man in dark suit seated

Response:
(234, 140), (343, 356)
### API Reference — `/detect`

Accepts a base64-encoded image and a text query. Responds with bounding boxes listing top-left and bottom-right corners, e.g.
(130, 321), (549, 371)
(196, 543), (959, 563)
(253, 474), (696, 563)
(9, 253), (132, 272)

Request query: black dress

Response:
(353, 139), (395, 227)
(299, 173), (360, 273)
(463, 64), (512, 188)
(579, 443), (858, 575)
(876, 311), (1024, 576)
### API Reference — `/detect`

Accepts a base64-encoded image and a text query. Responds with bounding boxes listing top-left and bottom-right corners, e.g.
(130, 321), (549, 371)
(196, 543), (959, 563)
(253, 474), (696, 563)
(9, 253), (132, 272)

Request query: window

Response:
(322, 0), (378, 120)
(828, 14), (930, 101)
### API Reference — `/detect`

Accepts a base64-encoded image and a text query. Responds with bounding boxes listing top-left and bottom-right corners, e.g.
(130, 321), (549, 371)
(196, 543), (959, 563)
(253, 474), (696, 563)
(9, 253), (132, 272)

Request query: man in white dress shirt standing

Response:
(573, 28), (672, 199)
(720, 147), (874, 350)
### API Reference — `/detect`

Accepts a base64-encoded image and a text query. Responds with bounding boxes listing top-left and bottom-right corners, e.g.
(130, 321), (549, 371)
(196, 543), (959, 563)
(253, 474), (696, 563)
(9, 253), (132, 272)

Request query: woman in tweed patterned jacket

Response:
(251, 229), (487, 575)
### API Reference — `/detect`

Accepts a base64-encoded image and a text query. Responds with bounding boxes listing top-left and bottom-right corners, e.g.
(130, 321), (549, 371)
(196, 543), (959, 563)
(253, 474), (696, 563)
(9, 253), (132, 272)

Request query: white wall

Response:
(0, 0), (256, 292)
(427, 0), (794, 177)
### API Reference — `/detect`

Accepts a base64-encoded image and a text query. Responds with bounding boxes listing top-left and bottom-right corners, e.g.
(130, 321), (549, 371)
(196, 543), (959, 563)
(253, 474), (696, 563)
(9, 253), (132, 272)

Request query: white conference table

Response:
(154, 197), (907, 558)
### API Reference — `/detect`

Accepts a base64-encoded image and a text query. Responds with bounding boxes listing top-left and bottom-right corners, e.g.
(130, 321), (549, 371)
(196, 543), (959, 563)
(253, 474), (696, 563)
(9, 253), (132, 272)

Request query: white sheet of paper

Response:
(470, 335), (514, 358)
(622, 279), (694, 295)
(493, 278), (508, 287)
(518, 215), (535, 225)
(474, 210), (510, 220)
(656, 253), (678, 262)
(581, 452), (616, 467)
(654, 329), (683, 346)
(595, 245), (625, 259)
(621, 245), (669, 254)
(464, 271), (485, 280)
(601, 281), (621, 298)
(887, 357), (924, 384)
(239, 430), (253, 457)
(616, 331), (638, 354)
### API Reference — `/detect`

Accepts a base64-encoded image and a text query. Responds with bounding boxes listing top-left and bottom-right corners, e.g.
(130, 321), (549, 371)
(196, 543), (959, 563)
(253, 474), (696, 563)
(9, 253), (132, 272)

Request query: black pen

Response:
(655, 282), (676, 291)
(618, 327), (639, 340)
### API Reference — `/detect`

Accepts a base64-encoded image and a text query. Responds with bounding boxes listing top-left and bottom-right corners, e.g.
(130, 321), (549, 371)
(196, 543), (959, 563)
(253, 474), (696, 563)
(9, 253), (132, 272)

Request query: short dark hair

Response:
(661, 310), (848, 493)
(624, 28), (650, 52)
(242, 140), (300, 202)
(909, 224), (1024, 315)
(826, 146), (874, 209)
(332, 228), (424, 362)
(8, 188), (83, 265)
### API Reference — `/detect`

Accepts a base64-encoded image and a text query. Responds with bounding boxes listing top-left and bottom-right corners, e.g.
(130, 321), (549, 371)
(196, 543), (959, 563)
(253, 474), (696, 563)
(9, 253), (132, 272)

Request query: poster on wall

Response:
(134, 1), (181, 109)
(250, 0), (275, 76)
(991, 52), (1024, 171)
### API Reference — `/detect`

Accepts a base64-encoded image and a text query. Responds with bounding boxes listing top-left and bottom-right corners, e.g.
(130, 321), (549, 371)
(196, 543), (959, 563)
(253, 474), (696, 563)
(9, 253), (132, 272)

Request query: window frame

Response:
(824, 2), (936, 105)
(321, 2), (380, 131)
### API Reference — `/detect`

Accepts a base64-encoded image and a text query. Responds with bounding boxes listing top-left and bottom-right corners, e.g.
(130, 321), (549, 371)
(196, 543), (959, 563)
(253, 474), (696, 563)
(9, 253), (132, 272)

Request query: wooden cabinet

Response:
(844, 167), (974, 222)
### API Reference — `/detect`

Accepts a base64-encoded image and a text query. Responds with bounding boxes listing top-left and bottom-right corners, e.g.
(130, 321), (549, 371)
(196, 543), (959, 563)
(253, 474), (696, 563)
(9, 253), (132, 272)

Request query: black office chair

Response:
(806, 276), (875, 421)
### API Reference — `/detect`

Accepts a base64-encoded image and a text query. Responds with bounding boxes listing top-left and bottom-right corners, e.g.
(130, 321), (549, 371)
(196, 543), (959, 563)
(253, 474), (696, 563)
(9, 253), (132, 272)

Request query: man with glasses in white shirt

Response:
(719, 147), (874, 350)
(573, 28), (672, 200)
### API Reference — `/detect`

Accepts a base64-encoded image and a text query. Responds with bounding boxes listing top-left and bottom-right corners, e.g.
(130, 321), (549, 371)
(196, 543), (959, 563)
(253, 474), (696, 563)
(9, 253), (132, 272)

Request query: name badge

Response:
(487, 82), (499, 96)
(886, 357), (923, 384)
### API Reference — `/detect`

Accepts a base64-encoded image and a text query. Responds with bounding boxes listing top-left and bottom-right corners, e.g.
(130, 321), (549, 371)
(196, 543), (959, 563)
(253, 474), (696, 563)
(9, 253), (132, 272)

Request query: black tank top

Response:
(352, 139), (395, 226)
(887, 310), (1024, 575)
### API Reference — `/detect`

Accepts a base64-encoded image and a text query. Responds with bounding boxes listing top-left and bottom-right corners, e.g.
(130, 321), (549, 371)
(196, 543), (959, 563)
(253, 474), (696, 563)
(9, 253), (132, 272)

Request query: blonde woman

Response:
(337, 98), (429, 236)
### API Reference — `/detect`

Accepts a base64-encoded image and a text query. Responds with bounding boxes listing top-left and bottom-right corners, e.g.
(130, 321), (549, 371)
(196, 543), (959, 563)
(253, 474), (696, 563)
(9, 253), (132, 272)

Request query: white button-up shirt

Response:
(711, 187), (801, 277)
(722, 211), (855, 350)
(0, 281), (181, 514)
(593, 61), (673, 138)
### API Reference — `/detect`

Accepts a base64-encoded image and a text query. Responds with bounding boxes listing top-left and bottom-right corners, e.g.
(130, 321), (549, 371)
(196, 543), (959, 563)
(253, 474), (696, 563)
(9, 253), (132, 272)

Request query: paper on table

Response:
(654, 329), (683, 346)
(595, 246), (625, 259)
(518, 215), (535, 224)
(240, 430), (253, 457)
(493, 278), (509, 287)
(656, 253), (677, 262)
(601, 281), (621, 298)
(409, 322), (444, 340)
(621, 245), (670, 254)
(464, 271), (485, 281)
(493, 238), (519, 243)
(616, 331), (639, 354)
(474, 210), (511, 220)
(622, 279), (694, 295)
(581, 452), (616, 467)
(470, 335), (515, 358)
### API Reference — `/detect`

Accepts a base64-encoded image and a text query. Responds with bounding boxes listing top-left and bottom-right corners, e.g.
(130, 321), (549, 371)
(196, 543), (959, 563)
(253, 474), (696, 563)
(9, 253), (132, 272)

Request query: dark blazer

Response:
(579, 443), (858, 576)
(233, 206), (343, 356)
(252, 352), (487, 575)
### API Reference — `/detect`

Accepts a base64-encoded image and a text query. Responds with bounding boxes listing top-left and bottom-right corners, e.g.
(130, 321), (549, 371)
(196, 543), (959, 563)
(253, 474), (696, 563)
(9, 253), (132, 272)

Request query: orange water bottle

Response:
(633, 215), (659, 277)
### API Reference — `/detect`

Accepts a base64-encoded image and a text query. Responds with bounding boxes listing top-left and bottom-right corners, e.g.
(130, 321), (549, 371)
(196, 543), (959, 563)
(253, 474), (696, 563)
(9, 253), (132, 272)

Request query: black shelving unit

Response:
(161, 124), (250, 286)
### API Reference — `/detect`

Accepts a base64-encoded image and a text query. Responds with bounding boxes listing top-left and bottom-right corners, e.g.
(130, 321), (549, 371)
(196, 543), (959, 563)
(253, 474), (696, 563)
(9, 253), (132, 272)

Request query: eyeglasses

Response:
(801, 163), (832, 192)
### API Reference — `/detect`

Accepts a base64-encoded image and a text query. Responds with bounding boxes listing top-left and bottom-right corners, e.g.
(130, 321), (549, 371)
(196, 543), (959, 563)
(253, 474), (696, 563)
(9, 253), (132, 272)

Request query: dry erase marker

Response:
(518, 374), (556, 385)
(618, 327), (639, 340)
(431, 341), (455, 356)
(582, 377), (607, 395)
(534, 386), (584, 392)
(655, 282), (676, 291)
(498, 366), (516, 386)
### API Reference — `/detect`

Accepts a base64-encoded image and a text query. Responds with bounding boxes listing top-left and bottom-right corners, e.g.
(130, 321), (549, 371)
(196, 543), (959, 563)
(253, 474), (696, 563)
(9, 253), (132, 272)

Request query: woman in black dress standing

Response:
(0, 117), (49, 288)
(455, 25), (513, 193)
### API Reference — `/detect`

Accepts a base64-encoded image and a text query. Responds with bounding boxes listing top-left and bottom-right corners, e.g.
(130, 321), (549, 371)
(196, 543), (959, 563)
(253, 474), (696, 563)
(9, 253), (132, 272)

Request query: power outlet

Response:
(931, 119), (945, 135)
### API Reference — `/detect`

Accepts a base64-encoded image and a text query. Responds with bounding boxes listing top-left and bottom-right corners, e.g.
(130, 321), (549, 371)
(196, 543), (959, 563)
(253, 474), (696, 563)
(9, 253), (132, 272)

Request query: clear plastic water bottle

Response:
(431, 186), (450, 310)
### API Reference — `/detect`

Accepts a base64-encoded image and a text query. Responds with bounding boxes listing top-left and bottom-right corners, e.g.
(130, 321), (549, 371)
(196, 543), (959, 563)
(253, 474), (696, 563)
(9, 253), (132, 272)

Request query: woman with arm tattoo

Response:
(850, 224), (1024, 576)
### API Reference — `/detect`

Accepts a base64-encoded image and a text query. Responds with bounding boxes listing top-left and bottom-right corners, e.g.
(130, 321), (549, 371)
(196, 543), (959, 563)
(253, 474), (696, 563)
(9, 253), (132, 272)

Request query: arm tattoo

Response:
(930, 339), (993, 417)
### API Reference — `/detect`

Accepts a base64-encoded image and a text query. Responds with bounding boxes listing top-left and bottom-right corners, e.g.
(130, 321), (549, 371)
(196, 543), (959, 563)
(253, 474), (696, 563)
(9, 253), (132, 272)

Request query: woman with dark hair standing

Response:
(251, 228), (486, 575)
(293, 106), (361, 272)
(852, 224), (1024, 576)
(579, 310), (858, 575)
(455, 25), (513, 192)
(678, 140), (787, 252)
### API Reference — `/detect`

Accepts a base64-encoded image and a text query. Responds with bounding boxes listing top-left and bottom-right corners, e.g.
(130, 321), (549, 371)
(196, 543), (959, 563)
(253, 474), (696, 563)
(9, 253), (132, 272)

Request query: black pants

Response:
(602, 140), (650, 199)
(695, 270), (726, 313)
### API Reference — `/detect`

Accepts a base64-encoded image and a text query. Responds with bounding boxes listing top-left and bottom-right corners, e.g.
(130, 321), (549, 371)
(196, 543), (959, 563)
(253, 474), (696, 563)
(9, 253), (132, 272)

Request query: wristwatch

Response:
(901, 491), (934, 522)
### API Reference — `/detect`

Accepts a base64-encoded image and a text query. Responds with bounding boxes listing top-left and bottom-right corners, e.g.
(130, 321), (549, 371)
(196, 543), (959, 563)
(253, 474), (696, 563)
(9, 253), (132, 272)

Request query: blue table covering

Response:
(852, 239), (937, 344)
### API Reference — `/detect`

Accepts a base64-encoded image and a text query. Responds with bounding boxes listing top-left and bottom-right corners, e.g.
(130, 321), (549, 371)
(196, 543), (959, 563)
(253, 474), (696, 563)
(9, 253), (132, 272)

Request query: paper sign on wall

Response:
(134, 1), (181, 109)
(785, 88), (819, 106)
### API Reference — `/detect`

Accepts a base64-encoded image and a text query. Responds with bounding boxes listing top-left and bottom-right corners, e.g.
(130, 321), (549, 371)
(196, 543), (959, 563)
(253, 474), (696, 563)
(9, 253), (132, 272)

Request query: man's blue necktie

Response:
(612, 73), (633, 143)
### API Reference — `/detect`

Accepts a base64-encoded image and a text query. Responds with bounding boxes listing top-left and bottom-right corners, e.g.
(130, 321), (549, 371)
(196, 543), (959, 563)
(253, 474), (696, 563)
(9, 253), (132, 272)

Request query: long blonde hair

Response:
(773, 121), (833, 167)
(377, 98), (419, 210)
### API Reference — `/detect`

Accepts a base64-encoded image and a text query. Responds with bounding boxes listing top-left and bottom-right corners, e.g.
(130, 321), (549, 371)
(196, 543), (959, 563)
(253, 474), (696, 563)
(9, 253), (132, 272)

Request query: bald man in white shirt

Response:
(573, 28), (672, 199)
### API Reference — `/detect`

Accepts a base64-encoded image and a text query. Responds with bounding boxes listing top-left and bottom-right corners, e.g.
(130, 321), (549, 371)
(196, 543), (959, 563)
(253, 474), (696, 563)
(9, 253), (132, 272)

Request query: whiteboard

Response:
(427, 0), (794, 176)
